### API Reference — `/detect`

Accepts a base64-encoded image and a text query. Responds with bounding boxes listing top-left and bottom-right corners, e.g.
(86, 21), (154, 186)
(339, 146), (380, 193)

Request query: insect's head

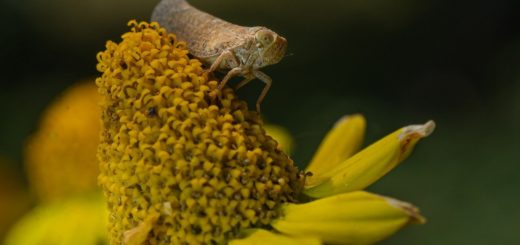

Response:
(254, 28), (287, 67)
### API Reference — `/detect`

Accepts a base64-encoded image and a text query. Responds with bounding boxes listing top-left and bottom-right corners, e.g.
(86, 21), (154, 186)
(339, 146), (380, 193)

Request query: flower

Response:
(25, 82), (102, 201)
(96, 20), (434, 244)
(96, 20), (304, 244)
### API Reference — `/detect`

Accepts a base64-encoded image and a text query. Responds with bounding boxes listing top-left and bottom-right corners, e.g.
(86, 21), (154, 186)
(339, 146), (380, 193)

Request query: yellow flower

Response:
(4, 194), (107, 245)
(96, 20), (434, 244)
(25, 82), (102, 202)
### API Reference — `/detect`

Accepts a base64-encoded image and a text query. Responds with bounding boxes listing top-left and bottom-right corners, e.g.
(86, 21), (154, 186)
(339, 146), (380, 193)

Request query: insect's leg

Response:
(234, 73), (255, 90)
(210, 67), (243, 100)
(208, 50), (239, 73)
(252, 70), (272, 112)
(218, 67), (242, 90)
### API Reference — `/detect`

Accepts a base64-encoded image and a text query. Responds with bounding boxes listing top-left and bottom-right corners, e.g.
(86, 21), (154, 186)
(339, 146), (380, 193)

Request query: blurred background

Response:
(0, 0), (518, 244)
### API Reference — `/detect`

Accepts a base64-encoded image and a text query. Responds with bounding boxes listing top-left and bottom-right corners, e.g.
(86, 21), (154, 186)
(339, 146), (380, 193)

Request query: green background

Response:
(0, 0), (518, 244)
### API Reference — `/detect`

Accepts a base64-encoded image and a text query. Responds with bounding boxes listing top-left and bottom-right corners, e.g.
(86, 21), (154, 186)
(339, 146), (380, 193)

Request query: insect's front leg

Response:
(210, 66), (243, 101)
(252, 70), (272, 112)
(208, 50), (240, 73)
(208, 50), (243, 100)
(218, 67), (243, 91)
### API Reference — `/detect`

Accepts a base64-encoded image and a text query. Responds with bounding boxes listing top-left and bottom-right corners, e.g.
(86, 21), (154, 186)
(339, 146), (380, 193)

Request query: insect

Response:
(152, 0), (288, 112)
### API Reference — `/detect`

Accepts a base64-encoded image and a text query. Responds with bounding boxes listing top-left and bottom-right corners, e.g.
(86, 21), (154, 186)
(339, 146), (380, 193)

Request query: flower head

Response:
(96, 21), (304, 244)
(96, 21), (434, 244)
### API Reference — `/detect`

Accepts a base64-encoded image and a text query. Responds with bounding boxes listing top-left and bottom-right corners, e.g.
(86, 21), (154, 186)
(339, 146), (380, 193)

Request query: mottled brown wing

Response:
(152, 0), (250, 58)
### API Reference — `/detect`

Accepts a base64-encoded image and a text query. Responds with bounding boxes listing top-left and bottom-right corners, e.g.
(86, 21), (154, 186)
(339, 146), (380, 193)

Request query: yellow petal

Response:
(272, 191), (425, 245)
(305, 114), (366, 186)
(304, 120), (435, 198)
(264, 124), (294, 155)
(229, 229), (321, 245)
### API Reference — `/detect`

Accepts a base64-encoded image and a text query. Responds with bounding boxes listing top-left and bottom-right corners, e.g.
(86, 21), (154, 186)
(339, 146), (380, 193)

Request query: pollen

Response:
(96, 21), (304, 244)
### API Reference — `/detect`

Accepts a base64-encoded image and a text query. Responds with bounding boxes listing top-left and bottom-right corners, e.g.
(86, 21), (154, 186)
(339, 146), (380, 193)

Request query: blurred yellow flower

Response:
(0, 157), (31, 239)
(95, 20), (434, 244)
(4, 194), (107, 245)
(4, 81), (108, 245)
(25, 82), (102, 201)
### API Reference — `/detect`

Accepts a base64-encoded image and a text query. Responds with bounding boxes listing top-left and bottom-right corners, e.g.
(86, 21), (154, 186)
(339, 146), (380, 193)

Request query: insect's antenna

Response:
(284, 53), (294, 58)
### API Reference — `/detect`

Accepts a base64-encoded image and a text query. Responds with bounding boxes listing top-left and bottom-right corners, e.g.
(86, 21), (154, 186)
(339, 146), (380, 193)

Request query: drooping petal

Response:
(304, 120), (435, 198)
(229, 229), (321, 245)
(271, 191), (425, 245)
(305, 114), (366, 186)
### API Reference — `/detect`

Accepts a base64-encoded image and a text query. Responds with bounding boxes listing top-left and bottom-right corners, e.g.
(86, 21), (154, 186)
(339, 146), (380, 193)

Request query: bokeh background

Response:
(0, 0), (518, 244)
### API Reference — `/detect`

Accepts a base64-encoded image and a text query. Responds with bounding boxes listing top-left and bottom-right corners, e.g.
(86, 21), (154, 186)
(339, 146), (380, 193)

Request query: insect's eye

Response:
(255, 30), (275, 47)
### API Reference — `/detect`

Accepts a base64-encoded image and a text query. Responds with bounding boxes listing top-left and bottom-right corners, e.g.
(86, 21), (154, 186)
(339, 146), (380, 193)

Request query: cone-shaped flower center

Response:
(96, 21), (304, 244)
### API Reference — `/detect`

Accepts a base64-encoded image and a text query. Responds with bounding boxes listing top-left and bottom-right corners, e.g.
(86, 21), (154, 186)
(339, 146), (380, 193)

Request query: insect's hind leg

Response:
(234, 74), (255, 90)
(252, 70), (272, 113)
